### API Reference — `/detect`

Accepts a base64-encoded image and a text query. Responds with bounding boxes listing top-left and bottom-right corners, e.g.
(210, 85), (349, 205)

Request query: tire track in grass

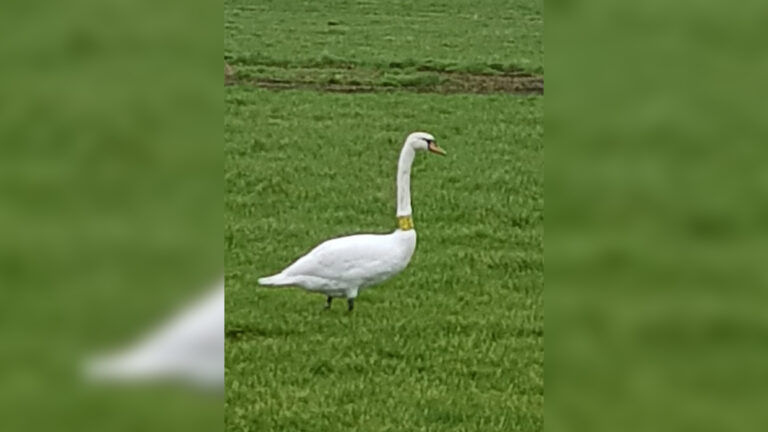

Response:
(224, 62), (543, 95)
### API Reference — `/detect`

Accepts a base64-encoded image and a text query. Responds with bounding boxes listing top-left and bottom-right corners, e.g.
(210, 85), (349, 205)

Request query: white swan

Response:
(85, 278), (224, 390)
(259, 132), (446, 311)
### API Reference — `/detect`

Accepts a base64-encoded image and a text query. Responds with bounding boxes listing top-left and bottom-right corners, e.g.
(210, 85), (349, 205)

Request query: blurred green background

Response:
(548, 1), (768, 431)
(0, 0), (220, 431)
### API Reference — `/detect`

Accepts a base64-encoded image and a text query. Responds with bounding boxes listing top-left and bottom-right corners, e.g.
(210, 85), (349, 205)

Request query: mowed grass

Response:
(225, 88), (543, 431)
(225, 0), (543, 74)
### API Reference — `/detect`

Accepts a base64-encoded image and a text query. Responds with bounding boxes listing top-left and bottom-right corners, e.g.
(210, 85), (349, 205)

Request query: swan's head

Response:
(406, 132), (446, 155)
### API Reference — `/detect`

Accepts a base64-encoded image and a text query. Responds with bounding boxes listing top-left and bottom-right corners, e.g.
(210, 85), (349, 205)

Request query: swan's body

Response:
(259, 132), (445, 310)
(259, 230), (417, 299)
(85, 278), (224, 390)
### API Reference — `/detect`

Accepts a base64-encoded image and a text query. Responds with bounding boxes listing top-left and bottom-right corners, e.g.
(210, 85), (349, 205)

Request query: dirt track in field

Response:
(225, 63), (543, 95)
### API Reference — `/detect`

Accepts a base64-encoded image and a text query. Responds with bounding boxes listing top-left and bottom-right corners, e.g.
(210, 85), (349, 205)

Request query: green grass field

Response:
(225, 0), (543, 430)
(225, 0), (543, 74)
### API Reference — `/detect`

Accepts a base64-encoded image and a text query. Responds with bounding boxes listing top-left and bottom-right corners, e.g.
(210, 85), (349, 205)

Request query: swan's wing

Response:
(282, 234), (398, 281)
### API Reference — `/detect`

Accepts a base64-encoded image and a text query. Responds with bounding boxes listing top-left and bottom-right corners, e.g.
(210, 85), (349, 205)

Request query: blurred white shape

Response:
(85, 278), (224, 390)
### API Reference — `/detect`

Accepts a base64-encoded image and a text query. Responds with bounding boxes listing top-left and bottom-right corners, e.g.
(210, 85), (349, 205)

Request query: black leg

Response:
(347, 298), (354, 312)
(325, 296), (333, 309)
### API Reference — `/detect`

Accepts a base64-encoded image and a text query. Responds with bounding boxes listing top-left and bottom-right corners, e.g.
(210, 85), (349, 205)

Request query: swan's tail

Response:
(258, 273), (291, 286)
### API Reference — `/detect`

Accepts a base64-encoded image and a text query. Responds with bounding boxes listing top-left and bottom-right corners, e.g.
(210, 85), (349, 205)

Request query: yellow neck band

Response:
(397, 215), (414, 231)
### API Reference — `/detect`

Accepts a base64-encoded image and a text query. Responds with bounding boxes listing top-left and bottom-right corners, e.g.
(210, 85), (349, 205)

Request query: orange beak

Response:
(428, 142), (447, 155)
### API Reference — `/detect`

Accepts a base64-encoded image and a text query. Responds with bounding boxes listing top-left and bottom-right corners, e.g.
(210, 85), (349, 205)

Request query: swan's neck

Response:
(396, 144), (415, 229)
